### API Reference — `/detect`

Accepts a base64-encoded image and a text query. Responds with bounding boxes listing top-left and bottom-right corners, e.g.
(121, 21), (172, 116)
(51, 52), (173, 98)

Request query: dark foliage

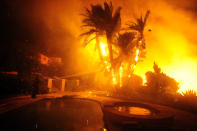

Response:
(128, 10), (150, 35)
(111, 74), (143, 98)
(127, 10), (150, 49)
(81, 1), (122, 68)
(145, 62), (179, 97)
(82, 1), (121, 35)
(182, 90), (197, 97)
(116, 32), (136, 55)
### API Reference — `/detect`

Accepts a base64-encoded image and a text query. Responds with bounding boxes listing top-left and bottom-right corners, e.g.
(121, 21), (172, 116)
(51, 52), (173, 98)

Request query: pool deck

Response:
(0, 92), (67, 115)
(1, 91), (197, 130)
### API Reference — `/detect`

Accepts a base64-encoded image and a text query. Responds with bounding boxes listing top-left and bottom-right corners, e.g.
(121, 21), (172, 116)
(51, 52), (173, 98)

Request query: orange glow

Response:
(163, 59), (197, 95)
(40, 54), (49, 65)
(104, 60), (111, 72)
(83, 37), (100, 62)
(132, 65), (136, 70)
(25, 0), (197, 95)
(82, 25), (197, 95)
(134, 29), (197, 94)
(80, 1), (197, 95)
(119, 65), (123, 87)
(130, 49), (140, 71)
(93, 39), (142, 87)
(100, 42), (109, 57)
(135, 49), (140, 62)
(112, 69), (117, 85)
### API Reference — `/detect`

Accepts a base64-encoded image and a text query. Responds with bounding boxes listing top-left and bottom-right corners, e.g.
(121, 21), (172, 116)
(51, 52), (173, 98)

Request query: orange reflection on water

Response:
(115, 106), (151, 115)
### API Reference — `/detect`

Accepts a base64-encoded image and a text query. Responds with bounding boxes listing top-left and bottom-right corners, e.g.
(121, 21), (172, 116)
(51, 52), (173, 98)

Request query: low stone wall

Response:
(47, 79), (80, 92)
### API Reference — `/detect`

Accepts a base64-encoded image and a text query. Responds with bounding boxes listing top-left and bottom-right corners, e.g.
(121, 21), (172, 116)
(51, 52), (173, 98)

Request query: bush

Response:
(179, 90), (197, 104)
(127, 75), (143, 88)
(111, 74), (143, 98)
(182, 90), (197, 97)
(145, 62), (179, 97)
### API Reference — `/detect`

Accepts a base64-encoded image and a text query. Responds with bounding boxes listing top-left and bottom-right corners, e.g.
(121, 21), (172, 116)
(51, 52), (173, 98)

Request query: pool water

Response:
(114, 106), (152, 115)
(0, 98), (105, 131)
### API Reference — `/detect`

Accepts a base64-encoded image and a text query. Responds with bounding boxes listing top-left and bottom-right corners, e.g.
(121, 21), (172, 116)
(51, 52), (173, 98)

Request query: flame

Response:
(40, 54), (49, 65)
(135, 49), (140, 62)
(83, 26), (197, 95)
(104, 60), (111, 72)
(112, 69), (117, 85)
(163, 59), (197, 95)
(100, 42), (109, 57)
(134, 29), (197, 94)
(119, 65), (123, 87)
(22, 0), (197, 95)
(130, 49), (140, 71)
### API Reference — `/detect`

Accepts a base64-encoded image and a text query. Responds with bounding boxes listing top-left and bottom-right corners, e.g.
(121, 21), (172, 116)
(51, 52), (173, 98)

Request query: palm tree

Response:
(81, 1), (121, 69)
(115, 32), (142, 75)
(127, 10), (150, 49)
(116, 32), (136, 56)
(114, 32), (135, 68)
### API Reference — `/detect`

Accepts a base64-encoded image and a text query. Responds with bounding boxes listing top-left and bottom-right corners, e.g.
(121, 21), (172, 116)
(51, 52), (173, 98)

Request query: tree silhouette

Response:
(117, 32), (136, 55)
(81, 1), (121, 69)
(114, 32), (136, 70)
(153, 62), (161, 74)
(128, 10), (150, 49)
(146, 62), (179, 97)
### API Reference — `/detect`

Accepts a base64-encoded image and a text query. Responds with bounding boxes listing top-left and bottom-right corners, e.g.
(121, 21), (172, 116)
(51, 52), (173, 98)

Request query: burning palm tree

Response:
(124, 10), (150, 74)
(111, 32), (136, 87)
(115, 32), (136, 68)
(127, 10), (150, 49)
(117, 32), (136, 56)
(81, 1), (121, 69)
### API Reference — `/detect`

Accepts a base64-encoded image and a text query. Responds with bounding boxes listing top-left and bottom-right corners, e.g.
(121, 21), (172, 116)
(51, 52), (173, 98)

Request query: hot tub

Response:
(103, 102), (174, 129)
(114, 106), (153, 116)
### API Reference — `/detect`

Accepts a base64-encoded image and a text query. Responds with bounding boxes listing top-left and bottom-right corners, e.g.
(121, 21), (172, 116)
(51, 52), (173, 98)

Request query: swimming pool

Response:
(0, 98), (105, 131)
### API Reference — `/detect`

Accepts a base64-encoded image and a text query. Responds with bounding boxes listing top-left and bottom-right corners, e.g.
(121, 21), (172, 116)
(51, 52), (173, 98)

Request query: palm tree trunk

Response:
(106, 33), (114, 69)
(96, 34), (103, 62)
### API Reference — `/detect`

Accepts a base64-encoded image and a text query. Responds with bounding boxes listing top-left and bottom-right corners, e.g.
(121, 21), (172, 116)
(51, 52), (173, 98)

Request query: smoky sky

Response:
(1, 0), (197, 73)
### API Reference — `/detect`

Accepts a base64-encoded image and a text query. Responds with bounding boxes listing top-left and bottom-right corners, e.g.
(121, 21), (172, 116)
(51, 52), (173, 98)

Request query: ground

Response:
(0, 91), (197, 131)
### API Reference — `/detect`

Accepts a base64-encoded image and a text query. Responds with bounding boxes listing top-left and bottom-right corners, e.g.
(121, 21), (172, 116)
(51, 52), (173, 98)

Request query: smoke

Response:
(4, 0), (197, 90)
(115, 0), (197, 92)
(79, 0), (197, 92)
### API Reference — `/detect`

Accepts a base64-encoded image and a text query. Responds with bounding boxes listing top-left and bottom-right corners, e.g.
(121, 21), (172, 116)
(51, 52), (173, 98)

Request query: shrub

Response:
(111, 74), (143, 98)
(182, 90), (197, 97)
(145, 62), (179, 97)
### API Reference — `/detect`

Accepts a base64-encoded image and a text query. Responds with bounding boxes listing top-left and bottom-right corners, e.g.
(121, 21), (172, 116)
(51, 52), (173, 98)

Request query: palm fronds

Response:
(81, 2), (121, 35)
(126, 10), (150, 50)
(116, 32), (135, 54)
(127, 10), (150, 34)
(82, 36), (96, 47)
(183, 90), (197, 97)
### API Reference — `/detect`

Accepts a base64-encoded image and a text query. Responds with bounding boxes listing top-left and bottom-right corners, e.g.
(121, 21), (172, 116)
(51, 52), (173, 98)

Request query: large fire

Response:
(79, 1), (197, 96)
(133, 29), (197, 95)
(100, 42), (109, 57)
(9, 0), (197, 95)
(84, 30), (197, 96)
(84, 35), (142, 88)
